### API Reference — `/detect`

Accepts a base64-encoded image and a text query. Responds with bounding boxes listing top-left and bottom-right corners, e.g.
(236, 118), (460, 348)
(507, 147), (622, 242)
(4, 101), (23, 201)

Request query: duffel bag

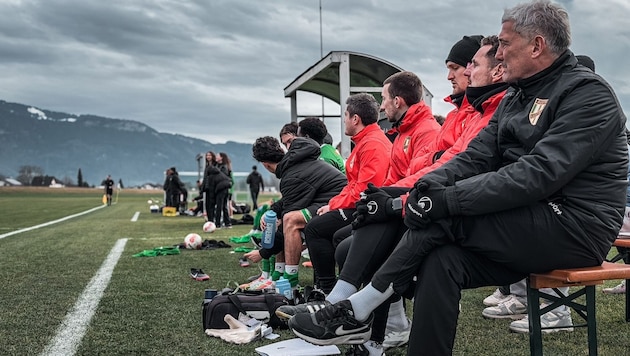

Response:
(202, 291), (289, 330)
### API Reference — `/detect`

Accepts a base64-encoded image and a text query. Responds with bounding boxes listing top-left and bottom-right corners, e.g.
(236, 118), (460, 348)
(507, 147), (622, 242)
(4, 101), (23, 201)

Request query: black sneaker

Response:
(276, 300), (331, 321)
(288, 300), (373, 345)
(190, 268), (209, 281)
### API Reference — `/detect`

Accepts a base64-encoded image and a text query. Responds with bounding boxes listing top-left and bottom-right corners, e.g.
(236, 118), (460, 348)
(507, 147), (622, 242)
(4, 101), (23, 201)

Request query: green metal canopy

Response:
(284, 51), (433, 157)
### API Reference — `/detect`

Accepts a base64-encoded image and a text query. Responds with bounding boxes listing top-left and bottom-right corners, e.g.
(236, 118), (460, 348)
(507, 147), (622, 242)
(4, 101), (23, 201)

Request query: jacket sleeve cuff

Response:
(444, 186), (460, 216)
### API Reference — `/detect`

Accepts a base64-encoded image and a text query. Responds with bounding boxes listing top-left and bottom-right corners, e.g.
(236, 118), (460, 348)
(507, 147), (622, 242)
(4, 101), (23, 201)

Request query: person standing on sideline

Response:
(288, 2), (628, 354)
(201, 152), (220, 223)
(102, 175), (114, 206)
(216, 152), (233, 228)
(247, 165), (265, 210)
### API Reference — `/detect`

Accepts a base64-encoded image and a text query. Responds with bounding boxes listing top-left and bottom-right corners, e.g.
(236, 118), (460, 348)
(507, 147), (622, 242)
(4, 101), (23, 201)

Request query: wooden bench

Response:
(527, 260), (630, 356)
(609, 238), (630, 263)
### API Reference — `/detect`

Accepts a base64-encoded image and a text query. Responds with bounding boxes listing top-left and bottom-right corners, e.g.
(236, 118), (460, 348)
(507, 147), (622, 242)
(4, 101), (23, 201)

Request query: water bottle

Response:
(203, 289), (217, 304)
(275, 277), (293, 300)
(262, 210), (277, 249)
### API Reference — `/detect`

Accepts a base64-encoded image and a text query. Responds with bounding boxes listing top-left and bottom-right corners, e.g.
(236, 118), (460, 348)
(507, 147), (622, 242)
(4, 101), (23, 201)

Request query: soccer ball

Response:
(203, 221), (217, 233)
(184, 233), (202, 249)
(147, 199), (152, 204)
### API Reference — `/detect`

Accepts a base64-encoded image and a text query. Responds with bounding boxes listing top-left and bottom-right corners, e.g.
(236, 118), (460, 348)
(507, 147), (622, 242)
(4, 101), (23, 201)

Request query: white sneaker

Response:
(383, 319), (411, 350)
(509, 308), (573, 334)
(347, 340), (385, 355)
(482, 295), (527, 320)
(602, 280), (626, 294)
(483, 288), (511, 306)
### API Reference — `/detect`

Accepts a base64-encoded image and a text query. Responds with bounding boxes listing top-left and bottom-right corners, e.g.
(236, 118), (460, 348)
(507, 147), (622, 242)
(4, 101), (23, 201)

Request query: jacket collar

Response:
(511, 50), (575, 95)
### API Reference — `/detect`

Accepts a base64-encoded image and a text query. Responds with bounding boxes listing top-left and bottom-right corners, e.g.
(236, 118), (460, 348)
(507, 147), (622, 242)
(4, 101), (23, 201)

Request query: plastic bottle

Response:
(203, 289), (217, 304)
(262, 210), (277, 249)
(275, 277), (293, 300)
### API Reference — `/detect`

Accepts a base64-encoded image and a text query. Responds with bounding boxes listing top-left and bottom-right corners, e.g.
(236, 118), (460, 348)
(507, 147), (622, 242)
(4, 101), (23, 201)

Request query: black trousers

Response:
(203, 192), (216, 223)
(371, 202), (605, 356)
(250, 188), (260, 210)
(303, 208), (355, 293)
(215, 189), (230, 227)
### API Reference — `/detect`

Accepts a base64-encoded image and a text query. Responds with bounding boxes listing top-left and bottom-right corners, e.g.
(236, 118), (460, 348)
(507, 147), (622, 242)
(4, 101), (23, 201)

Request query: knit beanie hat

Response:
(445, 35), (484, 67)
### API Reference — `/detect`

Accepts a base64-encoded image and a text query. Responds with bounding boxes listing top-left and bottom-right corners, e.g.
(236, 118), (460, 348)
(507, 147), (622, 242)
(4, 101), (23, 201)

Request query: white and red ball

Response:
(203, 221), (217, 233)
(184, 233), (202, 249)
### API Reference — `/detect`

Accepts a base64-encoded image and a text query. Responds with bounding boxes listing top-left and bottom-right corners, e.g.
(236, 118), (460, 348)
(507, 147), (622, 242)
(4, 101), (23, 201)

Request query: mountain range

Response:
(0, 100), (267, 187)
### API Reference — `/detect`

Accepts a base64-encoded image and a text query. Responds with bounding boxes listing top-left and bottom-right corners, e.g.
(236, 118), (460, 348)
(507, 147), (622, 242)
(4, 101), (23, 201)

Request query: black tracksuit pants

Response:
(370, 201), (605, 356)
(303, 208), (355, 293)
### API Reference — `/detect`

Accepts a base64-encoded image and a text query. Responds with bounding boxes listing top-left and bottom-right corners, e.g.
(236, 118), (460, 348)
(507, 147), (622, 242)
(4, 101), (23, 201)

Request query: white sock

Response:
(348, 282), (394, 322)
(274, 263), (286, 274)
(386, 298), (409, 330)
(326, 279), (357, 304)
(261, 271), (269, 279)
(285, 265), (299, 275)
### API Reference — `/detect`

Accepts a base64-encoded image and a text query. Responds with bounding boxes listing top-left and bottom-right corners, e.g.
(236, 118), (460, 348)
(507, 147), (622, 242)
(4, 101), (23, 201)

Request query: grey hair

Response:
(502, 0), (571, 55)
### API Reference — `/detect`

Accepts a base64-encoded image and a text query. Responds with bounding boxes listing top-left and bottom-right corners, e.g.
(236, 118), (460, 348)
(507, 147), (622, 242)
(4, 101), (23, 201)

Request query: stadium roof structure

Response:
(284, 51), (433, 157)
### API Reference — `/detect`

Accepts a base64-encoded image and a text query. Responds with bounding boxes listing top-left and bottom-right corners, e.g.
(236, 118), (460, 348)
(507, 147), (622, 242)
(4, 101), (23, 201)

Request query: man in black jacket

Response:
(244, 137), (347, 287)
(288, 1), (628, 355)
(246, 165), (264, 210)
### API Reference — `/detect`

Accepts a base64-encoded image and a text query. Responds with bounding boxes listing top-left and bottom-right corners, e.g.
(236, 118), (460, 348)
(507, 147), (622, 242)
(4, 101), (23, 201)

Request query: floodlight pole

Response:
(320, 0), (325, 123)
(195, 153), (204, 180)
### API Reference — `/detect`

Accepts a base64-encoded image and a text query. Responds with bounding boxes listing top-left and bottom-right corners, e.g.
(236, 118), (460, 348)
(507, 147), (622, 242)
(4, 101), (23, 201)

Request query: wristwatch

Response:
(391, 197), (403, 214)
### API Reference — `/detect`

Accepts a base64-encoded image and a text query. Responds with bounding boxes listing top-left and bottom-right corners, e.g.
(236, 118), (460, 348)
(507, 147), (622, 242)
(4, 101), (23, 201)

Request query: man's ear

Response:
(492, 63), (505, 83)
(531, 35), (545, 59)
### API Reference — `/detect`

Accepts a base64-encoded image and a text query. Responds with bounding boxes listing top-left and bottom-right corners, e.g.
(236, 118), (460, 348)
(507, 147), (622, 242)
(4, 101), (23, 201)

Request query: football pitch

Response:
(0, 187), (629, 355)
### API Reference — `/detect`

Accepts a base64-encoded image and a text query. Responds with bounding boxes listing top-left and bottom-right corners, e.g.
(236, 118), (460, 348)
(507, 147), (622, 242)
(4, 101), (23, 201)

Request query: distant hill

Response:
(0, 100), (267, 187)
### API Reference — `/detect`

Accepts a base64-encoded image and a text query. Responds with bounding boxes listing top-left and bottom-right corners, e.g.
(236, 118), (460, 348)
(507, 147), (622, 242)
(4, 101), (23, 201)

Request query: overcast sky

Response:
(0, 0), (628, 146)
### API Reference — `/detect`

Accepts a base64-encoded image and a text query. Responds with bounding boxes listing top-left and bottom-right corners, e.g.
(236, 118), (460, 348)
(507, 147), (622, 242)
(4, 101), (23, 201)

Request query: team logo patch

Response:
(403, 136), (411, 153)
(367, 201), (378, 214)
(418, 196), (433, 212)
(529, 98), (548, 125)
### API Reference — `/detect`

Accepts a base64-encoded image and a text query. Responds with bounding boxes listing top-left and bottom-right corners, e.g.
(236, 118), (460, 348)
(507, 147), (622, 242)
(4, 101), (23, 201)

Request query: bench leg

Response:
(527, 278), (544, 356)
(585, 285), (597, 356)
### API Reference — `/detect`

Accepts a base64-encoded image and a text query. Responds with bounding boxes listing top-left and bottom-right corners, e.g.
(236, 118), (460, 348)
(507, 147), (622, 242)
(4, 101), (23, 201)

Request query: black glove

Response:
(404, 179), (449, 230)
(351, 183), (401, 229)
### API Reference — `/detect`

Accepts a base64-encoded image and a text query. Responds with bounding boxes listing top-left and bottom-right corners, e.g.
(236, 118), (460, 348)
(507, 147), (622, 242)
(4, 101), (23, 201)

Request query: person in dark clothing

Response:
(288, 2), (628, 355)
(216, 152), (233, 228)
(247, 165), (264, 210)
(244, 136), (347, 287)
(201, 152), (218, 222)
(201, 152), (231, 227)
(163, 167), (186, 209)
(102, 175), (114, 206)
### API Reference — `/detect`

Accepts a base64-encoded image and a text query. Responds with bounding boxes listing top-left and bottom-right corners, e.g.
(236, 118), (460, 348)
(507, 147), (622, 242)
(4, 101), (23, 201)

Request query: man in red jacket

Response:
(381, 71), (441, 185)
(301, 93), (392, 293)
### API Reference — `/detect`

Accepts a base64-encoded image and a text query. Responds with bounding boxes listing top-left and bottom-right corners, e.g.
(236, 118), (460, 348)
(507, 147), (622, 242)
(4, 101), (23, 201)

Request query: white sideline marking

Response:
(130, 211), (140, 222)
(41, 238), (128, 356)
(0, 205), (105, 240)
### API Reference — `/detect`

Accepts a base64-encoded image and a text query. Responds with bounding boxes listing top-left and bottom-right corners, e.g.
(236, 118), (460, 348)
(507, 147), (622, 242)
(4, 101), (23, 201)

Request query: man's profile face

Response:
(446, 61), (468, 96)
(464, 45), (496, 87)
(380, 83), (398, 122)
(497, 21), (534, 83)
(280, 133), (295, 149)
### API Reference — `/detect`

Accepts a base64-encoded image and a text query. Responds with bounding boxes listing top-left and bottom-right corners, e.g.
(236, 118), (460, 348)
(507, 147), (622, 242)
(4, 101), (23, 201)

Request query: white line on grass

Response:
(0, 205), (106, 240)
(130, 211), (140, 222)
(41, 238), (128, 356)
